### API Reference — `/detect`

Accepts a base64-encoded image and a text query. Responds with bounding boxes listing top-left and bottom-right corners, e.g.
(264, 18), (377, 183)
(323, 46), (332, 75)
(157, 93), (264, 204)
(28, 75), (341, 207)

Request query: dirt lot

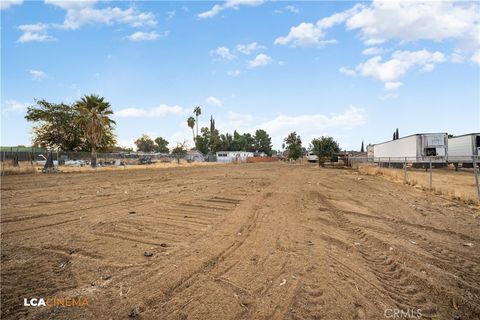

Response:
(1, 163), (479, 319)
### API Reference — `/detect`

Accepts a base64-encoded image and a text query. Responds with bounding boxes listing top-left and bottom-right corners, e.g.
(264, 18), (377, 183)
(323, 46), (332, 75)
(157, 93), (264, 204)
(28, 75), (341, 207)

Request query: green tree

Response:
(154, 136), (169, 153)
(220, 133), (233, 151)
(195, 127), (210, 154)
(243, 133), (255, 152)
(25, 99), (84, 151)
(187, 116), (196, 144)
(230, 131), (243, 151)
(360, 140), (364, 153)
(75, 94), (116, 167)
(135, 134), (156, 152)
(209, 128), (222, 153)
(284, 132), (302, 160)
(253, 129), (272, 155)
(311, 136), (340, 166)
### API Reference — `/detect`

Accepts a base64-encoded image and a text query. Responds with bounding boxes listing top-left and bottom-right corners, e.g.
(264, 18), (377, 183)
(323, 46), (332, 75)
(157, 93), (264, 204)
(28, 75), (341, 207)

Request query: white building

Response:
(216, 151), (254, 163)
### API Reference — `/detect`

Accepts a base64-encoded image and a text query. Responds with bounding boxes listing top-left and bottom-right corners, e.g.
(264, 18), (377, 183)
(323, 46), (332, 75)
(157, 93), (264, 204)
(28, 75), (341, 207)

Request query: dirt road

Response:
(1, 163), (479, 319)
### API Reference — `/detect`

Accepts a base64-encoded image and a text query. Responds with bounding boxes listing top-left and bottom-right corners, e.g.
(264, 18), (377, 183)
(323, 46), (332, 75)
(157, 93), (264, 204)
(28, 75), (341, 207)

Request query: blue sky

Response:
(1, 0), (479, 150)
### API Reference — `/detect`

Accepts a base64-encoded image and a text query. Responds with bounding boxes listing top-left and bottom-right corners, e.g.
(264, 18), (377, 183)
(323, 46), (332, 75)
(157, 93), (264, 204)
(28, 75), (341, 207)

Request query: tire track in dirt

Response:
(309, 189), (437, 314)
(311, 186), (480, 319)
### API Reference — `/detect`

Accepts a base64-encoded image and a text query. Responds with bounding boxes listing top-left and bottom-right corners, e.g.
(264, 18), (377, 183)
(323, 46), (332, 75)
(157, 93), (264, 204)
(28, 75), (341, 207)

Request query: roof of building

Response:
(374, 132), (447, 146)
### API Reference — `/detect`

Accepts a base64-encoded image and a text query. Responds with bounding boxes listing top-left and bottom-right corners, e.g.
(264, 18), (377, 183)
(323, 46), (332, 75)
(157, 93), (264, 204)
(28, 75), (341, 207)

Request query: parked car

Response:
(64, 160), (86, 167)
(36, 154), (58, 166)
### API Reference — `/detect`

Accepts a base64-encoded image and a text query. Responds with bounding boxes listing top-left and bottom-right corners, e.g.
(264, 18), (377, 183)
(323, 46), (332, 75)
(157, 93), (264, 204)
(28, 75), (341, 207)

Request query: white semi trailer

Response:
(373, 133), (448, 167)
(448, 133), (480, 168)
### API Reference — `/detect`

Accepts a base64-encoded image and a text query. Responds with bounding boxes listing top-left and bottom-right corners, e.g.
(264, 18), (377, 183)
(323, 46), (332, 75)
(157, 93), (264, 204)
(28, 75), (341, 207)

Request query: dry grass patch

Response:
(356, 164), (479, 205)
(0, 161), (37, 176)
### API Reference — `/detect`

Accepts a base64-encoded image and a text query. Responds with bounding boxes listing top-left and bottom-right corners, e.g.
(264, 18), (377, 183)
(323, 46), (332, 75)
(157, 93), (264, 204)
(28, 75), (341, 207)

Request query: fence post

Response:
(429, 157), (433, 189)
(473, 156), (480, 199)
(403, 157), (407, 183)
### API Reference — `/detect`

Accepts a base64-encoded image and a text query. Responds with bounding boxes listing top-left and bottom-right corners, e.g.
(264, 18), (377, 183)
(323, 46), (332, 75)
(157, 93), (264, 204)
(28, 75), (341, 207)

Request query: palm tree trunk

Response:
(192, 128), (195, 145)
(196, 115), (199, 137)
(91, 145), (97, 168)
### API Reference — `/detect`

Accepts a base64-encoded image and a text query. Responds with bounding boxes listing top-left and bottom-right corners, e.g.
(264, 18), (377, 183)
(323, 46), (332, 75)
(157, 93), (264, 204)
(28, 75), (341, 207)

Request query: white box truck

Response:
(373, 133), (448, 167)
(448, 133), (480, 168)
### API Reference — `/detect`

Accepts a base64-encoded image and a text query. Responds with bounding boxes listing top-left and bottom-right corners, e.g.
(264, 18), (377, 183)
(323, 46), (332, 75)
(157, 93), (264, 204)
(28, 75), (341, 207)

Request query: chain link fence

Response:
(347, 156), (480, 202)
(0, 150), (208, 175)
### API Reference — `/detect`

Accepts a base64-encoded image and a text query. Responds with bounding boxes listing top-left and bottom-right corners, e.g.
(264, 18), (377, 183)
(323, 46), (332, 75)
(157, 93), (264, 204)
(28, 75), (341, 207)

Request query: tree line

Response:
(24, 94), (343, 167)
(184, 107), (274, 156)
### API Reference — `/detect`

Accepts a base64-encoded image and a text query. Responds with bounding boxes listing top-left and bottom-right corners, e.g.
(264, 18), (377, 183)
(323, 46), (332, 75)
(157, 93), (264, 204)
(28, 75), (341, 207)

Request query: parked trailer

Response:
(448, 133), (480, 168)
(373, 133), (448, 168)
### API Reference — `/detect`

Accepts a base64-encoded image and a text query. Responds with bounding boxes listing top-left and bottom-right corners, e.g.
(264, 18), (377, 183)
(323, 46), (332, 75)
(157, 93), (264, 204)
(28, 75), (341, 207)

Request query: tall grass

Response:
(1, 161), (37, 175)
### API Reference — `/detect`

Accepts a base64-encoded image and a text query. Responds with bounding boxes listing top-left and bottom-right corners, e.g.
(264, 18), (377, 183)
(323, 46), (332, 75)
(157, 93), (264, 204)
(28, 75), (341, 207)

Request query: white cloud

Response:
(261, 106), (365, 132)
(276, 1), (479, 55)
(44, 0), (95, 10)
(362, 47), (384, 56)
(62, 6), (157, 29)
(166, 11), (175, 20)
(259, 106), (366, 148)
(1, 0), (23, 10)
(206, 96), (223, 107)
(345, 1), (479, 50)
(227, 70), (241, 77)
(274, 5), (360, 47)
(18, 23), (55, 43)
(236, 42), (264, 55)
(248, 53), (272, 68)
(127, 31), (162, 41)
(213, 46), (236, 60)
(284, 5), (299, 14)
(216, 111), (255, 132)
(214, 106), (366, 149)
(116, 104), (185, 118)
(2, 100), (29, 113)
(339, 66), (356, 76)
(419, 63), (436, 73)
(450, 49), (466, 63)
(471, 50), (480, 65)
(384, 81), (403, 90)
(18, 3), (157, 43)
(29, 69), (47, 80)
(198, 0), (264, 19)
(274, 22), (325, 47)
(349, 49), (446, 89)
(379, 93), (399, 100)
(44, 1), (157, 30)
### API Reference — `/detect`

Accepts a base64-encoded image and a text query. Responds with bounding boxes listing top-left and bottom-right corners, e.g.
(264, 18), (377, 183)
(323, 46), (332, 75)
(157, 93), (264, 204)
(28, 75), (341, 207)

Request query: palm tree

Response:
(187, 116), (196, 144)
(193, 106), (201, 138)
(76, 94), (115, 168)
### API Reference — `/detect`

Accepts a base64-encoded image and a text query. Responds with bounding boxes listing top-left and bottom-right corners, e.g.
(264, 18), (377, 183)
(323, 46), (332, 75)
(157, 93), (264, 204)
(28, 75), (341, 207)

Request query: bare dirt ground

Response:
(1, 162), (479, 319)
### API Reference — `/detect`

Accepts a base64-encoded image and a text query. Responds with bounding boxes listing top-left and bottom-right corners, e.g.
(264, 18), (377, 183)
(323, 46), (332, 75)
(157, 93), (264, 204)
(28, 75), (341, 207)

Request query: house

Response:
(216, 151), (254, 163)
